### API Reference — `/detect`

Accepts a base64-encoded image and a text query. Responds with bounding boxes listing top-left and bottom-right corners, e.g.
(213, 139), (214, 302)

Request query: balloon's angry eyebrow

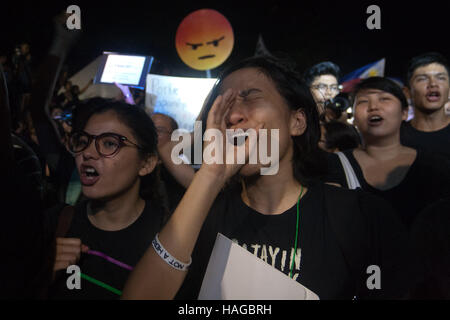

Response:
(206, 36), (225, 46)
(186, 42), (203, 49)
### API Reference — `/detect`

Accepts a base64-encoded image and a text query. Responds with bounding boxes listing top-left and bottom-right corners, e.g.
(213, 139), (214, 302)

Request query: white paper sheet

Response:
(198, 233), (319, 300)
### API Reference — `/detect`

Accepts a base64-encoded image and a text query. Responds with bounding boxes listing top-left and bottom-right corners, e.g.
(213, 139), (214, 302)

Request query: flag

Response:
(341, 58), (385, 93)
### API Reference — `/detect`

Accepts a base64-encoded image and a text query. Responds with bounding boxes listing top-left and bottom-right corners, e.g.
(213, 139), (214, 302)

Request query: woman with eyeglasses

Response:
(48, 98), (169, 299)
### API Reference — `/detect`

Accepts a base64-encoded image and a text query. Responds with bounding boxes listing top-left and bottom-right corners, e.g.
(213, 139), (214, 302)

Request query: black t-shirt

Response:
(400, 121), (450, 161)
(176, 181), (413, 300)
(330, 149), (450, 228)
(409, 197), (450, 299)
(49, 200), (165, 300)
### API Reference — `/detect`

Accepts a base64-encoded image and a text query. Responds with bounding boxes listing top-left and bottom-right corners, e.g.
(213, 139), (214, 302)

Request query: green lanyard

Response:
(289, 185), (304, 278)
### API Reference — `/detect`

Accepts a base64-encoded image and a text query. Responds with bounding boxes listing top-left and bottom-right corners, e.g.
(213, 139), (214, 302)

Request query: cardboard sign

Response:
(145, 73), (216, 131)
(176, 9), (234, 71)
(198, 233), (320, 300)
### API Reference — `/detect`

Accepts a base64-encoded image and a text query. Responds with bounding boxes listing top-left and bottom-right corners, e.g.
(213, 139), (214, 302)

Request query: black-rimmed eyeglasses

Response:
(68, 131), (142, 157)
(311, 84), (340, 94)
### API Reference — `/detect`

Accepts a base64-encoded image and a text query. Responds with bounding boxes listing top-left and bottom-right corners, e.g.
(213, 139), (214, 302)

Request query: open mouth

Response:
(426, 91), (441, 102)
(227, 131), (250, 146)
(198, 54), (216, 60)
(80, 164), (100, 186)
(368, 115), (383, 125)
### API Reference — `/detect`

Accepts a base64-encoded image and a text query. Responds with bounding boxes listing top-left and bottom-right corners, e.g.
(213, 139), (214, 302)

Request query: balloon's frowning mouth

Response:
(198, 55), (216, 60)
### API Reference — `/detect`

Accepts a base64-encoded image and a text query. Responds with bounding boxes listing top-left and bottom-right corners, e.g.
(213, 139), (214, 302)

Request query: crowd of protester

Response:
(2, 14), (449, 300)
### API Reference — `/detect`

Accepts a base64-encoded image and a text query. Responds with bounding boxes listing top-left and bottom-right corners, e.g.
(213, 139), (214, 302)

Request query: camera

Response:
(323, 93), (350, 119)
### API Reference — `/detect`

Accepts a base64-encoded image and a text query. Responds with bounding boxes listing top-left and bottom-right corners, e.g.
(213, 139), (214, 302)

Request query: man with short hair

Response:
(303, 61), (346, 122)
(401, 52), (450, 160)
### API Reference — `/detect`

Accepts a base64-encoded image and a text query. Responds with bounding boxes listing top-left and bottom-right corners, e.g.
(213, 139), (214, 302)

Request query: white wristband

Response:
(152, 233), (192, 271)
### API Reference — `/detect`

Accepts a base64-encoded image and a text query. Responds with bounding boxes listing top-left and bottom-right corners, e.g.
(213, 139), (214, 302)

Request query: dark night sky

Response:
(3, 0), (450, 83)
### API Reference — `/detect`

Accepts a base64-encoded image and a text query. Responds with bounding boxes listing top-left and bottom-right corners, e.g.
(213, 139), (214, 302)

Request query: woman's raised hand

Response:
(201, 89), (261, 182)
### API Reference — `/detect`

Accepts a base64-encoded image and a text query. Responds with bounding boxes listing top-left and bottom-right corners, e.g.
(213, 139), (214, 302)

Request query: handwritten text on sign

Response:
(145, 74), (216, 131)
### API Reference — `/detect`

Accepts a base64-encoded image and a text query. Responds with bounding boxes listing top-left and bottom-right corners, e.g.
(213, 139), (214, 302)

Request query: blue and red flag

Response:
(341, 58), (385, 93)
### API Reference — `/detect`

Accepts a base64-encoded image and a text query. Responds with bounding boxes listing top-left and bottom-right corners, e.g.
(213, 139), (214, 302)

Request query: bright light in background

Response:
(346, 107), (354, 124)
(145, 74), (217, 131)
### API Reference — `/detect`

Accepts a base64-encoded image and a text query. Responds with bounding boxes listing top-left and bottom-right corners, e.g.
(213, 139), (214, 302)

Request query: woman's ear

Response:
(402, 86), (411, 101)
(290, 108), (307, 136)
(139, 154), (158, 177)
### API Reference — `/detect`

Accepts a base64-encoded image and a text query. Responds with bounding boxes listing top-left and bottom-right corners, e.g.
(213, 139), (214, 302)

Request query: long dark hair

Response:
(72, 98), (169, 219)
(200, 55), (327, 186)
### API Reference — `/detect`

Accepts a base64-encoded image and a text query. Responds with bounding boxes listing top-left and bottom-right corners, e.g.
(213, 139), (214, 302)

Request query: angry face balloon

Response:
(176, 9), (234, 71)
